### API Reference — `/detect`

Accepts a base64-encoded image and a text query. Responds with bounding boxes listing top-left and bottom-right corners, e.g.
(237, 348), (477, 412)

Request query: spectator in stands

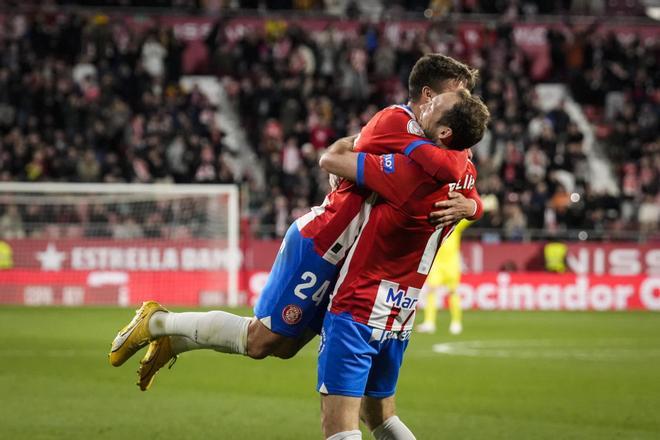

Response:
(112, 216), (145, 239)
(0, 205), (25, 239)
(639, 195), (660, 233)
(77, 150), (101, 182)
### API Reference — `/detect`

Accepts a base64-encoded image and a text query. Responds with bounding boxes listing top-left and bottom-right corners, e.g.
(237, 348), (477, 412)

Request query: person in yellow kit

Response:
(418, 218), (474, 335)
(544, 242), (568, 273)
(0, 241), (13, 269)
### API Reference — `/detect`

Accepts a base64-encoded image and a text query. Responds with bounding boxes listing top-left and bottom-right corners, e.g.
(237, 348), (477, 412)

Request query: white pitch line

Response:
(432, 339), (660, 361)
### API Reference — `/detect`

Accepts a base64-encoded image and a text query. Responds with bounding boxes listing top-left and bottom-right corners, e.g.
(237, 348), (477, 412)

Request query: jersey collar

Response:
(394, 104), (416, 120)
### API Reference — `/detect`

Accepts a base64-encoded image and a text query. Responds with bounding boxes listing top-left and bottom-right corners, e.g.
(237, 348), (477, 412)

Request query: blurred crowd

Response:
(472, 21), (659, 240)
(0, 11), (657, 240)
(0, 14), (243, 238)
(212, 18), (658, 238)
(29, 0), (630, 17)
(0, 14), (240, 185)
(561, 25), (660, 236)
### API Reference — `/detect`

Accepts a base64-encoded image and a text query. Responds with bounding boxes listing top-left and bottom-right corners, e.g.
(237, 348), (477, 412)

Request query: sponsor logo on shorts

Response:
(282, 304), (303, 325)
(371, 328), (412, 342)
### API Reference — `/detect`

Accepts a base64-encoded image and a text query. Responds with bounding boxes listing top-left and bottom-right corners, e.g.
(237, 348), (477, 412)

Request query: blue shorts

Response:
(254, 223), (338, 338)
(317, 311), (410, 398)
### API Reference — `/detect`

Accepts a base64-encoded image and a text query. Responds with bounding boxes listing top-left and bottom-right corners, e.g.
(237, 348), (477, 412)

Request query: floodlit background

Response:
(0, 1), (658, 439)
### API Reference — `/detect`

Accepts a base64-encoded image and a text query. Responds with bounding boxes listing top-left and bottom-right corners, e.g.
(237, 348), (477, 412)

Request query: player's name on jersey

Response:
(448, 174), (475, 192)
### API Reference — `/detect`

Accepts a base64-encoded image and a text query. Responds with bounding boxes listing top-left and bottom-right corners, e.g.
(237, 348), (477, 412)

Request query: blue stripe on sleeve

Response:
(404, 140), (433, 156)
(356, 152), (366, 187)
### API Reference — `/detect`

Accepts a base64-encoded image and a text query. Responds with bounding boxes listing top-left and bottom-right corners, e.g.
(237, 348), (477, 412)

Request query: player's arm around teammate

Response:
(320, 122), (482, 223)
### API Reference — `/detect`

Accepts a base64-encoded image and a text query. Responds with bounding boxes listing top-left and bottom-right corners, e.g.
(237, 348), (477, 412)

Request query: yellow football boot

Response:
(137, 336), (177, 391)
(109, 301), (168, 367)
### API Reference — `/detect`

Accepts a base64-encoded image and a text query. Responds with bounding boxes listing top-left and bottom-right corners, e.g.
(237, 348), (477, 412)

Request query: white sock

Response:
(372, 416), (416, 440)
(169, 336), (205, 355)
(327, 430), (362, 440)
(149, 311), (249, 355)
(170, 335), (252, 356)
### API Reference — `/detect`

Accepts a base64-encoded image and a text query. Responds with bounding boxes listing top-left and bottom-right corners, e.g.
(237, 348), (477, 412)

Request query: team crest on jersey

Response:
(282, 304), (303, 325)
(407, 119), (424, 137)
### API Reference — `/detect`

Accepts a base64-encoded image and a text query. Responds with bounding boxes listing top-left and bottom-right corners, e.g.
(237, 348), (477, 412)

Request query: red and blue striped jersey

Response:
(328, 154), (480, 331)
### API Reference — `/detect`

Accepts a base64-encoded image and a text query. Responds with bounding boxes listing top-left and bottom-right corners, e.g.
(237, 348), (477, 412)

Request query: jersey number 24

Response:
(294, 272), (330, 306)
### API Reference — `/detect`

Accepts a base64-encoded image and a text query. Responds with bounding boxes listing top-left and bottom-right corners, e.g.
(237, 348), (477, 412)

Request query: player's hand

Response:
(428, 192), (476, 228)
(329, 173), (342, 191)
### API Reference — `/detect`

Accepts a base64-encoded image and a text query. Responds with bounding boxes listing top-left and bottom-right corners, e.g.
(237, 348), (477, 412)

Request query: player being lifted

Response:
(418, 218), (474, 335)
(108, 54), (480, 396)
(316, 90), (490, 440)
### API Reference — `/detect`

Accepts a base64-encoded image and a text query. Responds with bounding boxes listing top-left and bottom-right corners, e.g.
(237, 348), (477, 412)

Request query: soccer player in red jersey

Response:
(108, 55), (482, 394)
(316, 90), (490, 440)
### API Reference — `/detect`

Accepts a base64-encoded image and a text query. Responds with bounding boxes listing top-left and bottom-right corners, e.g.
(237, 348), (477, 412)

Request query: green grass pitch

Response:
(1, 307), (659, 439)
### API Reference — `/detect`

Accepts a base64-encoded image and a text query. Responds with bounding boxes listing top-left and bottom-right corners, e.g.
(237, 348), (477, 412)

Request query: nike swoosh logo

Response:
(111, 317), (143, 352)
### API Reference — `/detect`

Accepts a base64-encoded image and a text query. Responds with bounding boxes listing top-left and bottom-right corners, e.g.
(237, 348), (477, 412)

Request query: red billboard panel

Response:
(455, 273), (660, 311)
(1, 239), (659, 310)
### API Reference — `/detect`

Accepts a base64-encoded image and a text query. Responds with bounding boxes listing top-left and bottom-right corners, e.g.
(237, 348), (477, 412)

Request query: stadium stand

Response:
(0, 6), (657, 241)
